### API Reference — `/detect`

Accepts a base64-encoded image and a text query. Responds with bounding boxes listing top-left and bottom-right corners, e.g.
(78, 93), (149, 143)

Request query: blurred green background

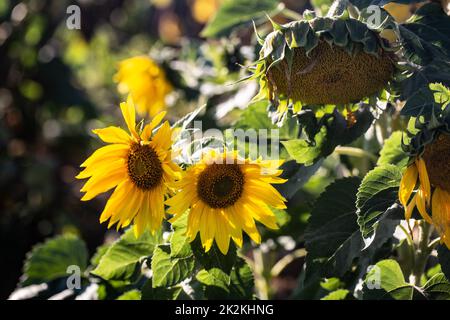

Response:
(0, 0), (320, 299)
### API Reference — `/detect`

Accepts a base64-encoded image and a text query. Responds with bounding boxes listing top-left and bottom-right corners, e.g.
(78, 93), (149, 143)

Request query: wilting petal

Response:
(399, 164), (418, 208)
(416, 158), (431, 206)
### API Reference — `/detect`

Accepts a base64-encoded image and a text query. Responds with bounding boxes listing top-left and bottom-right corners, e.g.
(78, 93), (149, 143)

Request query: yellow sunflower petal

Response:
(92, 127), (131, 144)
(405, 193), (417, 221)
(80, 144), (129, 168)
(416, 158), (431, 206)
(399, 164), (418, 208)
(152, 121), (173, 151)
(80, 170), (126, 201)
(77, 157), (126, 180)
(416, 185), (433, 224)
(120, 97), (139, 140)
(141, 111), (167, 141)
(200, 208), (216, 252)
(215, 212), (231, 255)
(118, 187), (145, 229)
(432, 188), (450, 243)
(99, 180), (133, 223)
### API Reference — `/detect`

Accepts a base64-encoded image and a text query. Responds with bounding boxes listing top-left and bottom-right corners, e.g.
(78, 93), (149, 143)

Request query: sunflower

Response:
(399, 133), (450, 248)
(77, 97), (180, 237)
(114, 56), (172, 117)
(251, 13), (398, 122)
(166, 150), (287, 254)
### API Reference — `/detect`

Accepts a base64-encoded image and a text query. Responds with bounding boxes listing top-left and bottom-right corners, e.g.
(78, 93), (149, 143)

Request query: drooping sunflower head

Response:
(399, 112), (450, 248)
(114, 56), (173, 117)
(77, 96), (180, 237)
(166, 150), (287, 254)
(252, 15), (398, 120)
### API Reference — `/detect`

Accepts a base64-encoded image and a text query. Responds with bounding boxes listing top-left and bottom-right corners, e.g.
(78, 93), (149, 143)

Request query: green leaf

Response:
(377, 131), (409, 168)
(196, 258), (254, 299)
(438, 245), (450, 282)
(91, 228), (162, 281)
(201, 0), (279, 38)
(282, 108), (374, 166)
(170, 213), (192, 258)
(229, 258), (254, 299)
(141, 280), (183, 300)
(116, 289), (142, 300)
(321, 289), (349, 300)
(430, 82), (450, 109)
(362, 259), (418, 300)
(234, 101), (299, 140)
(196, 268), (231, 298)
(304, 177), (364, 277)
(422, 273), (450, 300)
(90, 244), (110, 267)
(151, 244), (195, 288)
(275, 159), (324, 199)
(399, 3), (450, 116)
(22, 234), (88, 286)
(356, 164), (402, 210)
(356, 165), (403, 242)
(282, 128), (326, 166)
(191, 236), (237, 274)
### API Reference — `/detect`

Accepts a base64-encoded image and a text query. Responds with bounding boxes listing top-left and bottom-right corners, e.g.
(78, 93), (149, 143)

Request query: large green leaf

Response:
(91, 228), (162, 281)
(399, 3), (450, 117)
(196, 268), (231, 298)
(229, 258), (254, 299)
(22, 234), (88, 286)
(170, 213), (192, 258)
(356, 164), (402, 210)
(191, 236), (237, 274)
(356, 165), (402, 244)
(422, 273), (450, 300)
(321, 289), (350, 300)
(151, 244), (195, 288)
(201, 0), (279, 38)
(196, 258), (254, 299)
(276, 159), (324, 199)
(141, 280), (183, 300)
(282, 108), (374, 166)
(304, 177), (364, 277)
(362, 259), (418, 300)
(116, 289), (142, 300)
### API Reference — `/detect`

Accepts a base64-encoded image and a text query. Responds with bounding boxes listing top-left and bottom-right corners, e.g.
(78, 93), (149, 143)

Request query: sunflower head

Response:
(77, 96), (180, 237)
(252, 15), (397, 121)
(166, 150), (287, 254)
(114, 56), (173, 117)
(399, 105), (450, 248)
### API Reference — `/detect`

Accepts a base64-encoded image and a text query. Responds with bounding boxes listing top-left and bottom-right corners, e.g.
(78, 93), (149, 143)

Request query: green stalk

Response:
(409, 222), (433, 287)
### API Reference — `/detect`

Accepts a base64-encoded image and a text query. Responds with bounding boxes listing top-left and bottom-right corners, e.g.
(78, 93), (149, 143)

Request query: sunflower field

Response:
(2, 0), (450, 304)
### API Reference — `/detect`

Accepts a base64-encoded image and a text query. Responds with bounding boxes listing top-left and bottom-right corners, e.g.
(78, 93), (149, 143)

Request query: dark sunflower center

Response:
(197, 164), (244, 208)
(127, 143), (163, 190)
(423, 133), (450, 193)
(267, 41), (394, 105)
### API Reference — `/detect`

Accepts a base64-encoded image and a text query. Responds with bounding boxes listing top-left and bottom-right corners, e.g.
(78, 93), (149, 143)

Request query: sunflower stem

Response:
(334, 146), (378, 162)
(409, 222), (432, 287)
(281, 7), (304, 21)
(253, 248), (270, 300)
(270, 248), (306, 278)
(327, 0), (349, 17)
